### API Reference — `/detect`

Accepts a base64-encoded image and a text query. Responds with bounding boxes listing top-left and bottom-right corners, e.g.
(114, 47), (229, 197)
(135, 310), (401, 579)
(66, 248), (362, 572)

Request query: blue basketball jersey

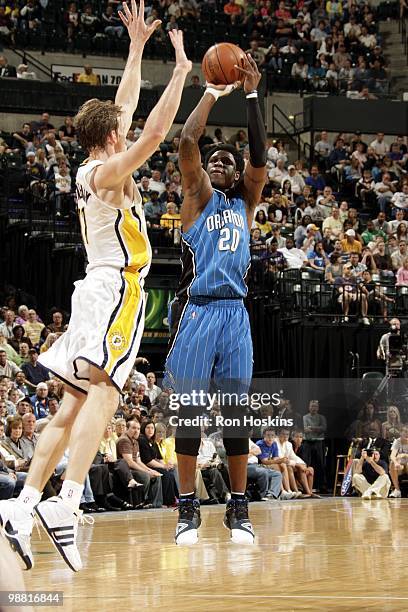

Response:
(177, 189), (250, 299)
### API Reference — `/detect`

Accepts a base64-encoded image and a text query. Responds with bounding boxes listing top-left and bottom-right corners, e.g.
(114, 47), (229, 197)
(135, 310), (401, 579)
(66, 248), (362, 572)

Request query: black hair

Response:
(204, 144), (245, 176)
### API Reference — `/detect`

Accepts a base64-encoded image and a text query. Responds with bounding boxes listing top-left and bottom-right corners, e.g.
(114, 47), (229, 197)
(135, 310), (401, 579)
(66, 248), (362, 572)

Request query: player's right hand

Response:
(119, 0), (161, 47)
(169, 30), (192, 73)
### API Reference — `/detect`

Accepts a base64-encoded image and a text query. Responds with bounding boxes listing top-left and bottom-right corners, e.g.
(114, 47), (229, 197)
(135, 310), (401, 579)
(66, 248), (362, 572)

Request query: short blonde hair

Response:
(74, 98), (121, 151)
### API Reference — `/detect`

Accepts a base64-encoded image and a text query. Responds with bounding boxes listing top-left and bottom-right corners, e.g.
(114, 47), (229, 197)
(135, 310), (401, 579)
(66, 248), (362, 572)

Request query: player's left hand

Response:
(119, 0), (161, 48)
(234, 54), (261, 94)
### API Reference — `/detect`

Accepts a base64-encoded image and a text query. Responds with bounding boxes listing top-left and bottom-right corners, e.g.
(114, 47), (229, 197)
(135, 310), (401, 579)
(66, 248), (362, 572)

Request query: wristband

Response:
(246, 91), (258, 99)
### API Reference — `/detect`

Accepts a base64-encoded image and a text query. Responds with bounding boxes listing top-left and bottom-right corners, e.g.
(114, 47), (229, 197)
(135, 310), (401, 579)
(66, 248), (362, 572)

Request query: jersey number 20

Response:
(219, 227), (240, 253)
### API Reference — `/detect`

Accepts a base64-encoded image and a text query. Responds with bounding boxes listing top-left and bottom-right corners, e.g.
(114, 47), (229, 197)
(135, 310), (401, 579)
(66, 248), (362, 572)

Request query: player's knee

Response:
(223, 437), (249, 457)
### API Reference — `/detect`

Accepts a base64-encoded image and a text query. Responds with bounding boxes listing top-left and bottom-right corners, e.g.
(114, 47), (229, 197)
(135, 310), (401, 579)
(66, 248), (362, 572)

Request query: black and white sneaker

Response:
(174, 499), (201, 545)
(223, 499), (255, 544)
(35, 496), (93, 572)
(0, 498), (34, 570)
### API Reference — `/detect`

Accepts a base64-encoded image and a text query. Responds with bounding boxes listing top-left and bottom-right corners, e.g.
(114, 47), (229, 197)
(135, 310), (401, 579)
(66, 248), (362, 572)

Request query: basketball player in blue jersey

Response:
(166, 56), (267, 545)
(0, 1), (192, 572)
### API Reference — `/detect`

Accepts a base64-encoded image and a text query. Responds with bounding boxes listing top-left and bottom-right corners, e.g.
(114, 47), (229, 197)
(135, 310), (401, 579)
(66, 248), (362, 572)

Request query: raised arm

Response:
(94, 30), (191, 191)
(237, 55), (267, 220)
(179, 82), (239, 229)
(114, 0), (161, 144)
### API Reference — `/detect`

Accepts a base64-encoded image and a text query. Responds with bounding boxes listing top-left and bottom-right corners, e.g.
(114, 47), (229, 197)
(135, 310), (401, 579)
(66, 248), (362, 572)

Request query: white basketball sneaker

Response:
(174, 498), (201, 545)
(223, 499), (255, 544)
(0, 498), (34, 570)
(35, 496), (90, 572)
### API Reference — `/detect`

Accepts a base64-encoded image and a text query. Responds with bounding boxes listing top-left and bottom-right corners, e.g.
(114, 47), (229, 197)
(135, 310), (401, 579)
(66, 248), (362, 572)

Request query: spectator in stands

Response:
(382, 405), (401, 442)
(77, 65), (101, 86)
(370, 132), (389, 158)
(247, 439), (282, 501)
(389, 426), (408, 498)
(307, 240), (329, 272)
(102, 4), (124, 38)
(36, 396), (59, 433)
(341, 229), (362, 254)
(314, 131), (331, 166)
(21, 349), (49, 389)
(291, 56), (308, 88)
(0, 350), (20, 381)
(160, 201), (181, 244)
(396, 258), (408, 286)
(0, 55), (16, 78)
(116, 418), (163, 508)
(30, 382), (48, 419)
(34, 112), (55, 136)
(325, 252), (343, 284)
(13, 373), (29, 398)
(391, 183), (408, 214)
(197, 434), (230, 502)
(286, 164), (305, 196)
(144, 191), (167, 227)
(335, 265), (364, 322)
(373, 211), (391, 235)
(277, 429), (316, 497)
(256, 428), (294, 499)
(302, 400), (327, 492)
(255, 210), (272, 237)
(47, 312), (64, 334)
(80, 3), (99, 36)
(0, 451), (25, 499)
(305, 164), (326, 194)
(149, 169), (166, 195)
(268, 158), (288, 188)
(145, 373), (161, 405)
(16, 64), (37, 80)
(58, 117), (77, 149)
(375, 172), (397, 213)
(0, 310), (15, 340)
(246, 40), (266, 68)
(266, 225), (286, 249)
(0, 7), (15, 45)
(1, 416), (29, 472)
(352, 449), (390, 499)
(355, 401), (382, 439)
(361, 220), (386, 247)
(23, 309), (44, 346)
(291, 431), (318, 496)
(373, 240), (392, 272)
(391, 240), (407, 270)
(12, 123), (34, 154)
(322, 206), (342, 240)
(278, 237), (307, 269)
(138, 420), (178, 506)
(18, 341), (32, 364)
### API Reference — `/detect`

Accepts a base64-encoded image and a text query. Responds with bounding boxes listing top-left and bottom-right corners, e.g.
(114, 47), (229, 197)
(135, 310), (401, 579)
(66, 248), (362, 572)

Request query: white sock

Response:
(60, 480), (84, 511)
(18, 485), (42, 512)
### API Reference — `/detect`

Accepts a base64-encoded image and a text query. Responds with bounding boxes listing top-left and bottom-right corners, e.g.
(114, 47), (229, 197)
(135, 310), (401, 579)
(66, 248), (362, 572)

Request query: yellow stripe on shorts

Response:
(104, 271), (142, 376)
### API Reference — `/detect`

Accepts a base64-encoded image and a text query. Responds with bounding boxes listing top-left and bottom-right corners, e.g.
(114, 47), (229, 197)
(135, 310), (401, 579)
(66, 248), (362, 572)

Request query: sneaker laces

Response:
(174, 499), (198, 521)
(228, 499), (249, 521)
(76, 509), (95, 527)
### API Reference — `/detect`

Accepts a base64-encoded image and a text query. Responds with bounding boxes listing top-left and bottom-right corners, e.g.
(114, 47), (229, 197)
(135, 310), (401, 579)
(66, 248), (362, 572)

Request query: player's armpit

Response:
(180, 173), (213, 230)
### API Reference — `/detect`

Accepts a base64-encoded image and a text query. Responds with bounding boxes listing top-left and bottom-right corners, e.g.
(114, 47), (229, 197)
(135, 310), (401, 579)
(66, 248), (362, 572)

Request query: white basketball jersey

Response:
(75, 159), (151, 277)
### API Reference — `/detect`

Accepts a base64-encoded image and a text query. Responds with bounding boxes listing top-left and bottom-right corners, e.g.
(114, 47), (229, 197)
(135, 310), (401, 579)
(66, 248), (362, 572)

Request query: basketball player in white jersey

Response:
(0, 0), (191, 572)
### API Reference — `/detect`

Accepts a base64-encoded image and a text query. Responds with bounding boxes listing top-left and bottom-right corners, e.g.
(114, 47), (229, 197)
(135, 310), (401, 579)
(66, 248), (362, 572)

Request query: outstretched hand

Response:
(205, 81), (241, 97)
(119, 0), (161, 48)
(168, 30), (192, 73)
(234, 53), (261, 93)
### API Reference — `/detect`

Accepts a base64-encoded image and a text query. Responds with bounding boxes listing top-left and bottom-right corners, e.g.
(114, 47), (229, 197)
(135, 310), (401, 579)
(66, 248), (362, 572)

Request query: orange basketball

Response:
(202, 42), (247, 85)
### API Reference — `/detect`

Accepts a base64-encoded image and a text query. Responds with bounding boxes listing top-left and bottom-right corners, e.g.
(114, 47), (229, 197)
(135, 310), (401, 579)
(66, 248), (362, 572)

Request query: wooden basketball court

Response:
(24, 498), (408, 611)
